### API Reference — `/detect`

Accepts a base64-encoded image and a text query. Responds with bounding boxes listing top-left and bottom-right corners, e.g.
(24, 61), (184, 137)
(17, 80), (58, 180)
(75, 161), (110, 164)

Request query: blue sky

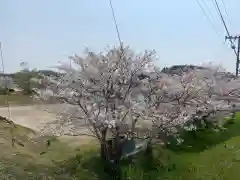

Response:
(0, 0), (239, 73)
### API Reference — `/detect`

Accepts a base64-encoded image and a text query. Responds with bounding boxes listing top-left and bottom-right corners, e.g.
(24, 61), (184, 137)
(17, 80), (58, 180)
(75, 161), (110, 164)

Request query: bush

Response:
(0, 87), (9, 95)
(166, 117), (239, 152)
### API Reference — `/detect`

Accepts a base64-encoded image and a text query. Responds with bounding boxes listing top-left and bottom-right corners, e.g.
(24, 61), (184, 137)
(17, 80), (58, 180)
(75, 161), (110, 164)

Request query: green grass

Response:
(2, 114), (240, 179)
(121, 113), (240, 180)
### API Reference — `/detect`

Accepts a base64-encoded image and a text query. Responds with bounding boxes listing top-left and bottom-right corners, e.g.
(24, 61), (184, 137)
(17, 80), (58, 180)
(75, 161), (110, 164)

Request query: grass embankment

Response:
(1, 114), (240, 179)
(0, 116), (96, 179)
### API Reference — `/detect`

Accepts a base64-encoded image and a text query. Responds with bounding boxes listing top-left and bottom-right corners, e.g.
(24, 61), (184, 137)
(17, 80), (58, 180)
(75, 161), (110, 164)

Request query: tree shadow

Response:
(51, 147), (163, 180)
(119, 144), (179, 180)
(166, 119), (240, 153)
(52, 151), (120, 180)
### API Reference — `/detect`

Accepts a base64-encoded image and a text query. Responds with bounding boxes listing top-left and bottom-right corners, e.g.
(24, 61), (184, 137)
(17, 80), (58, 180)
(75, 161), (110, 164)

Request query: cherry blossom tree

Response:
(148, 66), (240, 143)
(37, 46), (158, 162)
(37, 46), (240, 163)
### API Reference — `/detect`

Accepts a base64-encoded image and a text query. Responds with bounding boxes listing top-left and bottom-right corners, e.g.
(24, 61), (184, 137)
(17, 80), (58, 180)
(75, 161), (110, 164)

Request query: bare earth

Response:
(0, 104), (59, 132)
(0, 104), (95, 145)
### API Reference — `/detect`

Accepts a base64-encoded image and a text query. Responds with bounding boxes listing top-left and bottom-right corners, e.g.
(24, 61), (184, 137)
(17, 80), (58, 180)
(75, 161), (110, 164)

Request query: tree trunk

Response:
(100, 128), (108, 160)
(100, 140), (121, 179)
(100, 143), (108, 161)
(99, 134), (123, 179)
(112, 136), (122, 180)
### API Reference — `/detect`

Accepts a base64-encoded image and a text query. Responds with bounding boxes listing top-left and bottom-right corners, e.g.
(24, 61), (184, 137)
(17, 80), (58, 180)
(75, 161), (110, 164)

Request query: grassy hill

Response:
(153, 114), (240, 180)
(1, 114), (240, 179)
(0, 116), (97, 179)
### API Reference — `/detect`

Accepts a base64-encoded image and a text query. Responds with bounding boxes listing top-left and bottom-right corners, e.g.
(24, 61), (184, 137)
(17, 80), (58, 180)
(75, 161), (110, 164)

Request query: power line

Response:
(201, 0), (217, 24)
(1, 42), (20, 148)
(107, 0), (125, 73)
(195, 0), (221, 37)
(220, 0), (232, 28)
(0, 42), (5, 73)
(108, 0), (122, 47)
(212, 0), (237, 56)
(212, 0), (239, 76)
(0, 42), (11, 119)
(212, 0), (230, 36)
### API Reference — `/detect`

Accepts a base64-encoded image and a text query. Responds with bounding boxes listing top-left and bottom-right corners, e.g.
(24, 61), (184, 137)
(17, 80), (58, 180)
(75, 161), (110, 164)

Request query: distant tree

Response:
(161, 65), (206, 75)
(0, 76), (15, 94)
(38, 70), (60, 77)
(0, 78), (7, 94)
(14, 62), (38, 94)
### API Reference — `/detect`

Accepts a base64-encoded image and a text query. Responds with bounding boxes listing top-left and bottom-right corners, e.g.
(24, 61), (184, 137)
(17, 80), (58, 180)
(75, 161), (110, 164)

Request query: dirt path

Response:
(0, 104), (95, 145)
(0, 104), (91, 134)
(0, 105), (57, 132)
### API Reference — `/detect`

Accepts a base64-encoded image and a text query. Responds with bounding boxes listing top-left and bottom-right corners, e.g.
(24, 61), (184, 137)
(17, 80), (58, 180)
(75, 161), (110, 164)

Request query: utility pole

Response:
(225, 35), (240, 77)
(0, 42), (5, 74)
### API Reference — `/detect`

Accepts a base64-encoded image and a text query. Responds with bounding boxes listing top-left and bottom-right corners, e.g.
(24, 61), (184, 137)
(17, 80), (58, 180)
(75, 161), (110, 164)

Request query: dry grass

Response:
(0, 116), (97, 179)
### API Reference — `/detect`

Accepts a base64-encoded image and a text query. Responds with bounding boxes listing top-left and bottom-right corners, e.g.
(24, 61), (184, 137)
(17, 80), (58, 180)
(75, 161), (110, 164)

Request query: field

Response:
(1, 114), (240, 179)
